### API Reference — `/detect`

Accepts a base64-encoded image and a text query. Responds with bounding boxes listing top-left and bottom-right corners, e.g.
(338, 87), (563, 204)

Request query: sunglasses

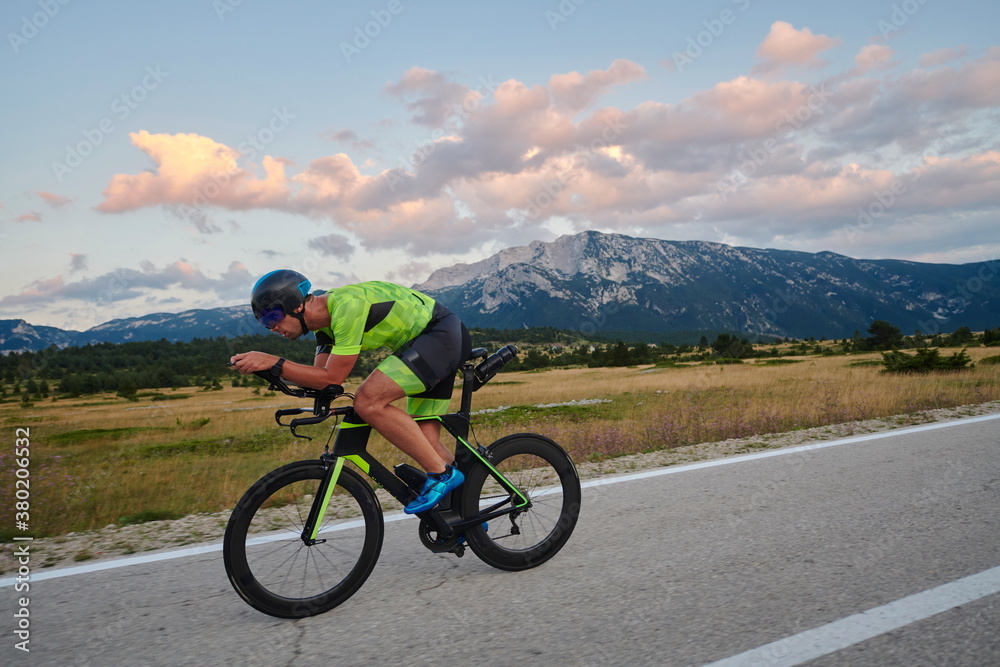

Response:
(255, 306), (286, 329)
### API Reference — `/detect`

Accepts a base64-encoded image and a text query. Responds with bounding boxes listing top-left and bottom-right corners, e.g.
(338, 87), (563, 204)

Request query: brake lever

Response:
(275, 407), (310, 427)
(288, 412), (332, 441)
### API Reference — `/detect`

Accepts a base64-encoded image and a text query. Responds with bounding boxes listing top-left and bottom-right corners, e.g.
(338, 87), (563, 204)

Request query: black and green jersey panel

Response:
(313, 282), (436, 357)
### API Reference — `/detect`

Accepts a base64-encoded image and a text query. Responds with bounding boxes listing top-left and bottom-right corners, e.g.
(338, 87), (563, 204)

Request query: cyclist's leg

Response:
(355, 309), (468, 473)
(417, 418), (453, 466)
(354, 370), (449, 473)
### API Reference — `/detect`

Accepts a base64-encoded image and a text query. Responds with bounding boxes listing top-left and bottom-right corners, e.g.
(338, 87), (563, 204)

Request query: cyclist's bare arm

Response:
(231, 351), (358, 389)
(284, 352), (357, 388)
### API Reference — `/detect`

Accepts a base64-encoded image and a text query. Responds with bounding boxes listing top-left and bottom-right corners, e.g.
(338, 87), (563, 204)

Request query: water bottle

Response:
(473, 344), (519, 390)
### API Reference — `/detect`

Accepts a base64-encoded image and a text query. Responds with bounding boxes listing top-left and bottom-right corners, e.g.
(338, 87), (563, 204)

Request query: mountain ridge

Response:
(413, 231), (997, 339)
(2, 231), (996, 352)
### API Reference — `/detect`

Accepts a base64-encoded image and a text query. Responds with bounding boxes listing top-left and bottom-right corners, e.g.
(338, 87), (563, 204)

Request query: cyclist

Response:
(230, 270), (471, 514)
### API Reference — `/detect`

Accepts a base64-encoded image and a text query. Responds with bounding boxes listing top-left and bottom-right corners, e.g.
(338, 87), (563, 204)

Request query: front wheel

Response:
(223, 460), (383, 618)
(461, 434), (581, 571)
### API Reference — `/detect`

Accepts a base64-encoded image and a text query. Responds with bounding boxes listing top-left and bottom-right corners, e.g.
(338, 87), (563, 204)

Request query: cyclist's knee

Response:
(352, 390), (381, 421)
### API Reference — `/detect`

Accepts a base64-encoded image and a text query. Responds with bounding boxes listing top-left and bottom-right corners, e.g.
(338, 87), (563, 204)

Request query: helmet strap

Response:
(291, 300), (310, 335)
(292, 311), (309, 335)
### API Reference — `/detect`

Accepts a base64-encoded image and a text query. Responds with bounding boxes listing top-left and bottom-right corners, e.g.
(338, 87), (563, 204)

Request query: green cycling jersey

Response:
(313, 281), (437, 357)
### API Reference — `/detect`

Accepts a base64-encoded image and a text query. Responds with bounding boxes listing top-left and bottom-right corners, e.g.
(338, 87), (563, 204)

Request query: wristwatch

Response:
(270, 357), (286, 377)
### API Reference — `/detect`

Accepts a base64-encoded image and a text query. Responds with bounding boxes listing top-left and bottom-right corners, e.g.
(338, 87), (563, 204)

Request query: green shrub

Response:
(881, 348), (974, 374)
(979, 355), (1000, 366)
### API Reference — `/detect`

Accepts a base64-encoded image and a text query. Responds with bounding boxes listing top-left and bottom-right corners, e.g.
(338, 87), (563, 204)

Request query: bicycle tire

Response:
(461, 434), (581, 571)
(223, 460), (383, 618)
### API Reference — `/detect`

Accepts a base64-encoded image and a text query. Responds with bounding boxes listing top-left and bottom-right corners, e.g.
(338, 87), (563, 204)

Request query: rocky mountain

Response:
(2, 231), (996, 353)
(0, 306), (256, 354)
(0, 319), (81, 355)
(415, 231), (998, 339)
(83, 305), (254, 343)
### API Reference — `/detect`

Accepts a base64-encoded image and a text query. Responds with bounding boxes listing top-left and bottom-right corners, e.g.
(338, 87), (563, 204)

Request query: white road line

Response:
(703, 565), (1000, 667)
(3, 412), (997, 587)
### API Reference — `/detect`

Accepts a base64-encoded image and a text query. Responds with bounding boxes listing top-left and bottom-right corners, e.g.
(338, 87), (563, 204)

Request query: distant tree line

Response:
(1, 321), (995, 402)
(0, 335), (315, 401)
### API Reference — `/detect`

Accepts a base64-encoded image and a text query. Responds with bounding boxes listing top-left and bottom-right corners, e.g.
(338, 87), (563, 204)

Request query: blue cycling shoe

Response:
(404, 466), (464, 514)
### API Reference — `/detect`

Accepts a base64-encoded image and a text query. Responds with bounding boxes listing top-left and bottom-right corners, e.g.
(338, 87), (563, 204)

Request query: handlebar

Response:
(251, 369), (346, 440)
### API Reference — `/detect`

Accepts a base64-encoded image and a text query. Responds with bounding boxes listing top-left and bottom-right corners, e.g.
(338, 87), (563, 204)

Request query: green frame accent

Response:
(293, 349), (534, 545)
(310, 456), (345, 541)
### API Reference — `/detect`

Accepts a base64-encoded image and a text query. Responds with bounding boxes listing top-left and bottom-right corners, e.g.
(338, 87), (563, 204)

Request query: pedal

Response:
(393, 464), (427, 493)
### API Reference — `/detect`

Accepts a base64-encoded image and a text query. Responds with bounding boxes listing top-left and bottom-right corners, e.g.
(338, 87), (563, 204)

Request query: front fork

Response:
(300, 451), (342, 545)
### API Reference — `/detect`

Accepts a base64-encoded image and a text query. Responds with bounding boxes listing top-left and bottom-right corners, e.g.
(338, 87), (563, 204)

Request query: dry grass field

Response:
(3, 346), (998, 538)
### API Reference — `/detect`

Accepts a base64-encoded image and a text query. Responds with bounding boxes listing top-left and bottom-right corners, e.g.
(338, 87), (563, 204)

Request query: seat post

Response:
(458, 364), (476, 416)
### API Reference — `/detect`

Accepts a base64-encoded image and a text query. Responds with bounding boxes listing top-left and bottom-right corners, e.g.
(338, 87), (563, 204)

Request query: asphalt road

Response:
(5, 415), (999, 666)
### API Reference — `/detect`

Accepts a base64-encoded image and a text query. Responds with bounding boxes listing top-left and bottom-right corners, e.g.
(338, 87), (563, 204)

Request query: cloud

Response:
(385, 260), (435, 284)
(15, 211), (42, 222)
(896, 47), (1000, 109)
(754, 21), (840, 74)
(919, 46), (968, 68)
(548, 59), (646, 112)
(69, 254), (88, 273)
(307, 233), (354, 259)
(34, 191), (74, 208)
(0, 260), (253, 308)
(383, 67), (482, 127)
(322, 128), (375, 150)
(853, 44), (895, 73)
(94, 48), (1000, 261)
(97, 131), (290, 216)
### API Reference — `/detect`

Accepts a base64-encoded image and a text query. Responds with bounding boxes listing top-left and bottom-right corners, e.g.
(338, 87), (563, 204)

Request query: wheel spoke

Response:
(462, 436), (580, 571)
(223, 462), (383, 618)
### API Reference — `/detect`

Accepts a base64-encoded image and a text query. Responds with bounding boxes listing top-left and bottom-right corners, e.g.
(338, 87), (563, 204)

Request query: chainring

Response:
(417, 519), (464, 556)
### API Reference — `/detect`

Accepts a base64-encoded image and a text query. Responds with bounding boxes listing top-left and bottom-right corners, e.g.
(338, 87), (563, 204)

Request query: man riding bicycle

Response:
(229, 270), (471, 514)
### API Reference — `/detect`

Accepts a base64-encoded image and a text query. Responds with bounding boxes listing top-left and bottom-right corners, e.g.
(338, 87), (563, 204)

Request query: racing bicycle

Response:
(222, 345), (582, 618)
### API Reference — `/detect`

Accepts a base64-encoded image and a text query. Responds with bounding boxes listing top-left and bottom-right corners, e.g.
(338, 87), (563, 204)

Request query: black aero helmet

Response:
(250, 269), (312, 331)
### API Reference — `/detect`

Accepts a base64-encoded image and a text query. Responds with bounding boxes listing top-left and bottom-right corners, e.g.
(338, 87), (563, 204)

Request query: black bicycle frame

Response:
(299, 361), (530, 545)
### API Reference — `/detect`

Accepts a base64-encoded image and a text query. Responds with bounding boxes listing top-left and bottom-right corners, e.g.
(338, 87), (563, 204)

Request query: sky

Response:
(2, 0), (998, 331)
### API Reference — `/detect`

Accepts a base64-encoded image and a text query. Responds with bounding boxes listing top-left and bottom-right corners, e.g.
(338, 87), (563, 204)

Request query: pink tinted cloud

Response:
(383, 66), (482, 127)
(755, 21), (840, 73)
(854, 44), (895, 73)
(34, 191), (74, 208)
(15, 211), (42, 222)
(95, 46), (1000, 256)
(97, 131), (290, 213)
(897, 48), (1000, 108)
(548, 58), (646, 111)
(919, 46), (968, 68)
